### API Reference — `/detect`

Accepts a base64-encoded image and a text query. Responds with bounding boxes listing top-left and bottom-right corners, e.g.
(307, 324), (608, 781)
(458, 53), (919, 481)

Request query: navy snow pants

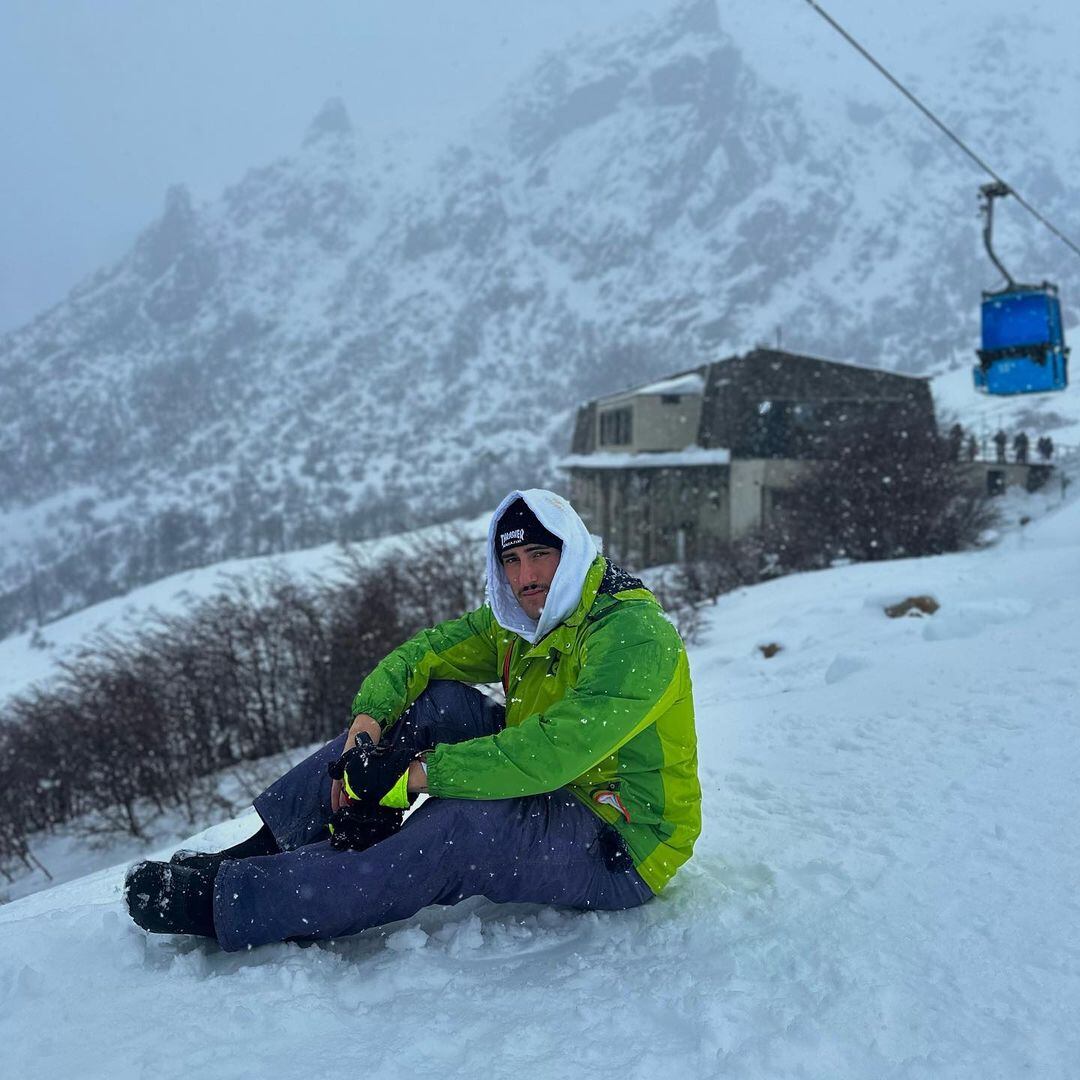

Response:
(213, 681), (653, 952)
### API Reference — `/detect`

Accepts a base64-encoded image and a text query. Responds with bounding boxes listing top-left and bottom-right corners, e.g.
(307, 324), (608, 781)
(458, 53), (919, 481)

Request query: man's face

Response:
(500, 543), (561, 620)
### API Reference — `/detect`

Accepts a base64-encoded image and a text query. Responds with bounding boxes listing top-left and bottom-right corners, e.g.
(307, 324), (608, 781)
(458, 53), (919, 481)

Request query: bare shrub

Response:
(653, 534), (773, 642)
(0, 526), (487, 880)
(765, 421), (999, 568)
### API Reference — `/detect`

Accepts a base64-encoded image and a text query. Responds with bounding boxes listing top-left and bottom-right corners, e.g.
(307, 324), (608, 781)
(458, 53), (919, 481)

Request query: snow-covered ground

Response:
(1, 483), (1077, 1077)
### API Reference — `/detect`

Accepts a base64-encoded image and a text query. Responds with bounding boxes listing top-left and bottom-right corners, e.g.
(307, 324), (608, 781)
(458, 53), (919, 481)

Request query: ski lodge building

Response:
(560, 348), (936, 565)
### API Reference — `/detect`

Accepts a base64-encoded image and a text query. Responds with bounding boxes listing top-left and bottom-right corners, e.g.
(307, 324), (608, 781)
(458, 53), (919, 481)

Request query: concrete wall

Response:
(595, 392), (703, 453)
(567, 465), (728, 565)
(728, 459), (812, 539)
(958, 461), (1055, 497)
(569, 457), (823, 564)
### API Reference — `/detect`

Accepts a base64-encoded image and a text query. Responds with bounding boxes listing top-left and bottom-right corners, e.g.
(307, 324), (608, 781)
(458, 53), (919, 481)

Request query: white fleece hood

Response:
(486, 489), (599, 644)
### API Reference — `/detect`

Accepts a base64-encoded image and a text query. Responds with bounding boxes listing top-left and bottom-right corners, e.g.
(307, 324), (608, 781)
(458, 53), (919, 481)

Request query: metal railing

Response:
(953, 438), (1079, 467)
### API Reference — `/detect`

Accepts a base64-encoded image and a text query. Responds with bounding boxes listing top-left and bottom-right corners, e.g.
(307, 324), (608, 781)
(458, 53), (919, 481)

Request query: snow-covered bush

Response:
(0, 529), (485, 880)
(766, 421), (999, 567)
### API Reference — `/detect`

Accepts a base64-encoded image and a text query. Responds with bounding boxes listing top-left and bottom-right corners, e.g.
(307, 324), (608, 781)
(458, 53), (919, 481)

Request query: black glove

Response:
(327, 736), (417, 811)
(328, 805), (405, 852)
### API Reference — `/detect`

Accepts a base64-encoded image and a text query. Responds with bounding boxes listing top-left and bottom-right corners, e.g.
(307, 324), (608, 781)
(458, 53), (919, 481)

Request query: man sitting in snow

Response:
(125, 489), (700, 952)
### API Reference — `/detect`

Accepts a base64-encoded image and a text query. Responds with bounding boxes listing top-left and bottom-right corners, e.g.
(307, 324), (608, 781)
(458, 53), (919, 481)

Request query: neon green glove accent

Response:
(342, 773), (360, 802)
(378, 769), (412, 809)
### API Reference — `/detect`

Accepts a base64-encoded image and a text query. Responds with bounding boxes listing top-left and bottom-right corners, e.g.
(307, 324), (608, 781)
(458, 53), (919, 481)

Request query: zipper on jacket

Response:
(501, 640), (514, 696)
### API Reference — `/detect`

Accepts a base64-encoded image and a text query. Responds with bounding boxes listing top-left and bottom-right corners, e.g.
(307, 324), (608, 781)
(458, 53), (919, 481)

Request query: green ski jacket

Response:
(350, 556), (700, 893)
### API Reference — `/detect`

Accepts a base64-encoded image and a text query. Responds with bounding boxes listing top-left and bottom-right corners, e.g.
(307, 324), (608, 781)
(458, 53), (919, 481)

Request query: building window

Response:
(660, 394), (682, 405)
(599, 407), (633, 447)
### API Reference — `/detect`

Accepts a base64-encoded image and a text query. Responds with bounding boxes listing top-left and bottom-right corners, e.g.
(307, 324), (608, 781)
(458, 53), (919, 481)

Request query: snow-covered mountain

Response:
(2, 477), (1078, 1078)
(1, 0), (1077, 634)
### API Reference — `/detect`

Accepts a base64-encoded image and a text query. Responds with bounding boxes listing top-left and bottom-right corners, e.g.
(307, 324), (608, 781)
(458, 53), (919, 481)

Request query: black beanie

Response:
(494, 497), (563, 557)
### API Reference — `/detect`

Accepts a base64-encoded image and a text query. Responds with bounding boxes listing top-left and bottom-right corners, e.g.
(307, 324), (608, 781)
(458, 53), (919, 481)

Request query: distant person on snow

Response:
(1013, 431), (1029, 465)
(125, 489), (701, 951)
(947, 422), (964, 462)
(993, 429), (1008, 463)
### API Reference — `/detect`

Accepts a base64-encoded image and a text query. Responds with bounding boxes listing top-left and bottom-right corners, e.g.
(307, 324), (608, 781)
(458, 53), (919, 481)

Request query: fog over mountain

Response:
(1, 0), (1077, 634)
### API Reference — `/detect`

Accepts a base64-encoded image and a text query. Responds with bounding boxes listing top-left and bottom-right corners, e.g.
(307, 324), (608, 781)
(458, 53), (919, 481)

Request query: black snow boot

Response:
(170, 822), (279, 876)
(125, 860), (217, 938)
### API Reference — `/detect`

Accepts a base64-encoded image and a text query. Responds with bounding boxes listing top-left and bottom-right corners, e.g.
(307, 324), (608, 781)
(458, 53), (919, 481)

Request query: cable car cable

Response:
(801, 0), (1080, 264)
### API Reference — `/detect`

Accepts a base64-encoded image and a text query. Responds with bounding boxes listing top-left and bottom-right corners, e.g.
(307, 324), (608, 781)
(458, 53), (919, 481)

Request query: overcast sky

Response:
(0, 0), (656, 334)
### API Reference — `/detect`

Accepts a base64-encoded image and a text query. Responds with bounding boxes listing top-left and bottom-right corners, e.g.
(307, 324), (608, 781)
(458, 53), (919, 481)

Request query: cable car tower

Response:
(974, 182), (1069, 395)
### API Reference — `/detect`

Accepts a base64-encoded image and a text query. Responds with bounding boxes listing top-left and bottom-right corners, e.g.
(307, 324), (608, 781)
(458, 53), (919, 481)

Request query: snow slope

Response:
(0, 513), (488, 708)
(932, 361), (1080, 450)
(1, 495), (1078, 1077)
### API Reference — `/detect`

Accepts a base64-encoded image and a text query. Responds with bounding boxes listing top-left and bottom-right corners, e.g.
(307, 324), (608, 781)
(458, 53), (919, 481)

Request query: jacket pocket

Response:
(591, 783), (631, 823)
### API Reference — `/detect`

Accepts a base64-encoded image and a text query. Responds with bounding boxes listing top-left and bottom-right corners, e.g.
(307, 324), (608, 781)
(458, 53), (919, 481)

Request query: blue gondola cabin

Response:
(974, 283), (1069, 395)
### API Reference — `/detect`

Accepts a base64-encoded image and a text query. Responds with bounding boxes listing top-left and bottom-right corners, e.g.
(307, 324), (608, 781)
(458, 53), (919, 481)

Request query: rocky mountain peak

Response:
(498, 2), (734, 164)
(303, 96), (354, 146)
(665, 0), (720, 40)
(132, 183), (198, 281)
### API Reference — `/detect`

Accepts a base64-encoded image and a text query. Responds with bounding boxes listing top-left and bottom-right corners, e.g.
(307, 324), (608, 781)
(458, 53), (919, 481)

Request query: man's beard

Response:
(519, 586), (548, 611)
